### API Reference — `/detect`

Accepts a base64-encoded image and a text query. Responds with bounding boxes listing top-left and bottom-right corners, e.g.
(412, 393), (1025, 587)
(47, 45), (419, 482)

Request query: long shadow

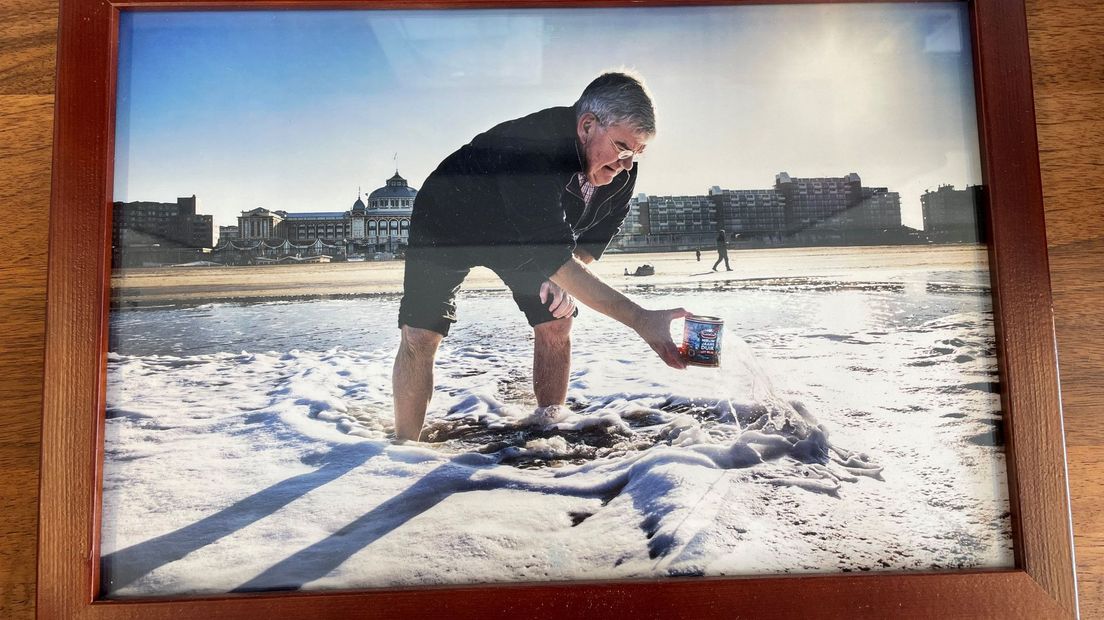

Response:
(101, 442), (384, 595)
(231, 459), (495, 592)
(232, 452), (646, 593)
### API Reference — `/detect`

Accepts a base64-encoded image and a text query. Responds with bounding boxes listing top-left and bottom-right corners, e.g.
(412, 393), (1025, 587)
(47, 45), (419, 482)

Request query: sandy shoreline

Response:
(111, 245), (989, 306)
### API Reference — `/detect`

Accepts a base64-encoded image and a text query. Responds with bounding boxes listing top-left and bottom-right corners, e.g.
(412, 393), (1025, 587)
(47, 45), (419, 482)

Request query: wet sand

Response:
(111, 245), (989, 306)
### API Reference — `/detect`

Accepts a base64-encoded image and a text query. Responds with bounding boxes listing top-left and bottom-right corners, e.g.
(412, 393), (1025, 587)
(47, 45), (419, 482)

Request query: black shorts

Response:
(398, 246), (576, 336)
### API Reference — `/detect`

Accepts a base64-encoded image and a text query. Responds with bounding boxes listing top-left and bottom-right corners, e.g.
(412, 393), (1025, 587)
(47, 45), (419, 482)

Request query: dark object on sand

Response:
(628, 264), (655, 276)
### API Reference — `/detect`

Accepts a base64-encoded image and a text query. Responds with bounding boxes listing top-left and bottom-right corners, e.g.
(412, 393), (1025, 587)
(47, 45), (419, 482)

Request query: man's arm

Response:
(538, 248), (594, 317)
(549, 257), (689, 369)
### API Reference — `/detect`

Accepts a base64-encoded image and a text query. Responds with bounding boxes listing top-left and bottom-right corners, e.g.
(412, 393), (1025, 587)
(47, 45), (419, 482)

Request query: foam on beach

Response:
(101, 268), (1011, 597)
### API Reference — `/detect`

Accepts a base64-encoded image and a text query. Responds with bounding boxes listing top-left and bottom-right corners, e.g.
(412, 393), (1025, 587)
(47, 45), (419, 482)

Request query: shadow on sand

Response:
(230, 458), (498, 592)
(101, 442), (384, 596)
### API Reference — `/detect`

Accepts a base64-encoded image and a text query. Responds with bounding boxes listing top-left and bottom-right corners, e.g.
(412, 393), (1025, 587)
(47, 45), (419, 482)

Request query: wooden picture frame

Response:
(40, 0), (1077, 617)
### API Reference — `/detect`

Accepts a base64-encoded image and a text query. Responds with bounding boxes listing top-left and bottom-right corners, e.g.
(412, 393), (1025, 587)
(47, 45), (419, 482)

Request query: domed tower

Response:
(366, 171), (417, 252)
(349, 188), (368, 240)
(368, 172), (418, 210)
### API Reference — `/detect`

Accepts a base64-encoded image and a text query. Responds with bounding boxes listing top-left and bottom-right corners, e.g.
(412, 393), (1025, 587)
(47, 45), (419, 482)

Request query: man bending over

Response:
(393, 72), (691, 441)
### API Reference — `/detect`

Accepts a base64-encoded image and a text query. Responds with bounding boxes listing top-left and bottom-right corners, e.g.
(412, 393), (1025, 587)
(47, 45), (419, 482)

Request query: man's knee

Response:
(534, 316), (573, 346)
(399, 325), (443, 358)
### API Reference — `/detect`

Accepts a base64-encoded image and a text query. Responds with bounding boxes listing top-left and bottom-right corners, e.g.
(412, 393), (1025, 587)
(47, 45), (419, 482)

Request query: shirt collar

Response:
(574, 173), (596, 207)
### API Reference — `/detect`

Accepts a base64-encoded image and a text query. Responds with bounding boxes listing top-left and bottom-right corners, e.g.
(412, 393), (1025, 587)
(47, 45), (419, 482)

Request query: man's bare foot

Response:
(526, 404), (570, 427)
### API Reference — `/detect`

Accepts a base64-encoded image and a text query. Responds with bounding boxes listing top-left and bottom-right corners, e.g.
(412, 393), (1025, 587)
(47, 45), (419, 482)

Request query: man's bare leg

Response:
(392, 325), (444, 441)
(533, 317), (573, 407)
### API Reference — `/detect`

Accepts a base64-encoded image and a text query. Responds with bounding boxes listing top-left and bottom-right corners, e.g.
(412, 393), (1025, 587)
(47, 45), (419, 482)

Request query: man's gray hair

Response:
(575, 71), (656, 136)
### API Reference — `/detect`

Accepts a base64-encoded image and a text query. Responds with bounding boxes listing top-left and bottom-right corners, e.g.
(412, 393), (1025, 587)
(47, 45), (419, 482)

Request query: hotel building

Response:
(215, 172), (416, 264)
(111, 195), (214, 267)
(921, 184), (986, 242)
(614, 172), (904, 251)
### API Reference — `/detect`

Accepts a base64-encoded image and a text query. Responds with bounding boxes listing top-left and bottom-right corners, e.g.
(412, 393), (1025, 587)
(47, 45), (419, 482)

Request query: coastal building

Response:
(615, 194), (717, 252)
(813, 185), (903, 234)
(612, 172), (905, 250)
(217, 225), (239, 246)
(708, 186), (786, 241)
(775, 172), (863, 233)
(774, 172), (903, 243)
(214, 171), (417, 265)
(921, 184), (985, 242)
(851, 187), (903, 230)
(357, 172), (417, 251)
(622, 193), (648, 236)
(284, 211), (350, 243)
(237, 208), (284, 240)
(113, 195), (213, 249)
(640, 195), (717, 235)
(111, 195), (214, 267)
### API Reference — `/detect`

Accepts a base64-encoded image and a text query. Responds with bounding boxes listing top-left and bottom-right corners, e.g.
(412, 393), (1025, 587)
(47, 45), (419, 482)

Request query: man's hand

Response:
(632, 307), (694, 369)
(539, 280), (576, 319)
(548, 258), (692, 369)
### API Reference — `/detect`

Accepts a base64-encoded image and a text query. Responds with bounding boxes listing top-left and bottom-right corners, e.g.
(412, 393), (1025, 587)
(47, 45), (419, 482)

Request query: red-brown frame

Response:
(40, 0), (1077, 617)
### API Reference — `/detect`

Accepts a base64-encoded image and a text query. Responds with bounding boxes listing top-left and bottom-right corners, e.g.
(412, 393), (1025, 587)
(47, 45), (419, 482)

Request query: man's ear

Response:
(576, 112), (597, 143)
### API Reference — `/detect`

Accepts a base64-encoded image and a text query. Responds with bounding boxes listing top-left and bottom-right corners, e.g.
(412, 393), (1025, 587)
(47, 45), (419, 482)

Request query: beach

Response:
(101, 243), (1010, 596)
(111, 245), (989, 305)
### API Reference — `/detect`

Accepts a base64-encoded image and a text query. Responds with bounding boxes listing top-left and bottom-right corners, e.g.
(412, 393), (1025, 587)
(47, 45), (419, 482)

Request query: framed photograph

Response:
(40, 0), (1077, 617)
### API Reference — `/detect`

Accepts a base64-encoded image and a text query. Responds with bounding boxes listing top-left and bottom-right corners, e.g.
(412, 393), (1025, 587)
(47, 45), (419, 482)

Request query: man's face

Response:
(576, 113), (650, 186)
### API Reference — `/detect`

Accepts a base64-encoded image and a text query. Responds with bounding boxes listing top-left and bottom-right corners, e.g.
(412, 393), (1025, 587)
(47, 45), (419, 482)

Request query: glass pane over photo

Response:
(103, 2), (1008, 599)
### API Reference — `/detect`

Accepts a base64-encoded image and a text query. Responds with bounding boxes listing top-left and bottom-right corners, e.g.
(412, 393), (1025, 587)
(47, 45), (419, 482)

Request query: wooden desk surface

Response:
(2, 1), (1100, 617)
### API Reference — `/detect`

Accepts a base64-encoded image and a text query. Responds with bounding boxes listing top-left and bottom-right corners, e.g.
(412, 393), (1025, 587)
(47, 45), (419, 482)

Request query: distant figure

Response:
(712, 229), (733, 272)
(695, 249), (701, 262)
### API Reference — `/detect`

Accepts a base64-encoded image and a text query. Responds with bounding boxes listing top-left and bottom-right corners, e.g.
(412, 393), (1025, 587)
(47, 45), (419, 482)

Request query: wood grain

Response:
(0, 0), (58, 96)
(2, 0), (1101, 618)
(1027, 0), (1104, 616)
(0, 91), (53, 619)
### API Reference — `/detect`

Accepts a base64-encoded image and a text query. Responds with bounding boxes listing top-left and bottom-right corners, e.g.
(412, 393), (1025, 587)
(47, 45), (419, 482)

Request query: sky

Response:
(114, 3), (982, 230)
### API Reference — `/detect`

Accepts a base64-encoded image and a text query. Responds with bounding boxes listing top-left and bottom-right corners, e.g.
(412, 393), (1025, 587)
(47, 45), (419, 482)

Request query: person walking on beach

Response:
(712, 228), (733, 271)
(392, 72), (692, 442)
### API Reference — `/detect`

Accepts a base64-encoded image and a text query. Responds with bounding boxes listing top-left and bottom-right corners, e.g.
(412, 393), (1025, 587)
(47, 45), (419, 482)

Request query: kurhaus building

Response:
(214, 172), (417, 265)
